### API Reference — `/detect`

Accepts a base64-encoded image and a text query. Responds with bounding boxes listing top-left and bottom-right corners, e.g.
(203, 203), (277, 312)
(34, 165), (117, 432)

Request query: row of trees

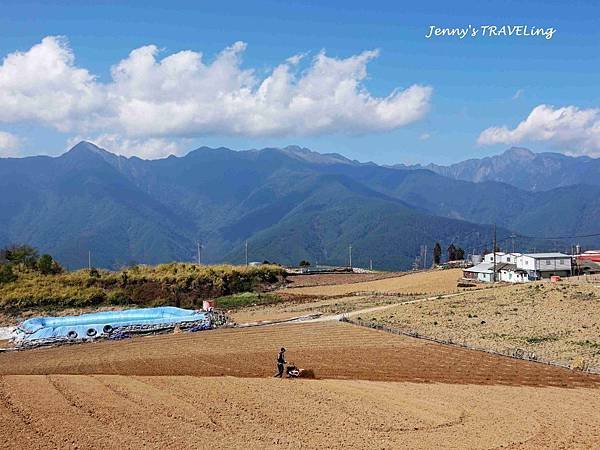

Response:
(0, 244), (63, 284)
(432, 242), (466, 265)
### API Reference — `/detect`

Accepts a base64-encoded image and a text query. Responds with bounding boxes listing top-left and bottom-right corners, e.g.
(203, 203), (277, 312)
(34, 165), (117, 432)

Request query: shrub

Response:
(0, 265), (17, 284)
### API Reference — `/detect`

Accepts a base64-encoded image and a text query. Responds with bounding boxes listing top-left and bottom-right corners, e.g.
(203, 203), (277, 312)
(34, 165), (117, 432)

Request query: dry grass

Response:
(0, 263), (285, 319)
(281, 269), (466, 297)
(364, 280), (600, 369)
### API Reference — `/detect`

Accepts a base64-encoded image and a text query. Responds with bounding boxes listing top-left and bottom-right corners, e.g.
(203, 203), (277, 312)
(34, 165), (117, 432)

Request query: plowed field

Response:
(1, 322), (598, 387)
(1, 322), (599, 448)
(1, 375), (599, 449)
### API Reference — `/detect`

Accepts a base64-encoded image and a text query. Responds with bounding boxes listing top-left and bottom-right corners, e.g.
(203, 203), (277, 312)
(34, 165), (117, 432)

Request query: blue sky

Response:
(0, 0), (599, 164)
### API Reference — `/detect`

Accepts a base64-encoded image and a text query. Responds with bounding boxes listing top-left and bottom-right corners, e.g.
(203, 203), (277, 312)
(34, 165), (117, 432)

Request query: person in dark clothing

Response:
(274, 347), (286, 377)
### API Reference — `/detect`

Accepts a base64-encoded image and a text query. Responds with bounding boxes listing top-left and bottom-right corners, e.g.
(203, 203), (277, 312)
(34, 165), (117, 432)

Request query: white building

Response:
(472, 252), (572, 283)
(463, 262), (494, 282)
(497, 263), (528, 283)
(483, 252), (522, 264)
(515, 253), (572, 279)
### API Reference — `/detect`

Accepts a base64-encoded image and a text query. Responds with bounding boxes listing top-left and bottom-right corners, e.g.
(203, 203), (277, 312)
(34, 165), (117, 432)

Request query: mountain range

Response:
(401, 147), (600, 191)
(1, 142), (598, 270)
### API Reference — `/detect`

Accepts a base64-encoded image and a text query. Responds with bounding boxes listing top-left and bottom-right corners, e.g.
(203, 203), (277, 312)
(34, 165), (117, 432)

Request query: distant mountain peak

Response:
(65, 141), (103, 154)
(280, 145), (354, 165)
(418, 146), (600, 191)
(503, 147), (535, 160)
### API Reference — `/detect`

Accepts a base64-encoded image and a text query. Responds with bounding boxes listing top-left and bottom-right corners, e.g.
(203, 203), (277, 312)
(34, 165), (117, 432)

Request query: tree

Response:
(36, 254), (63, 275)
(299, 260), (311, 267)
(37, 254), (54, 274)
(447, 244), (457, 261)
(4, 244), (38, 268)
(455, 247), (465, 260)
(433, 242), (442, 265)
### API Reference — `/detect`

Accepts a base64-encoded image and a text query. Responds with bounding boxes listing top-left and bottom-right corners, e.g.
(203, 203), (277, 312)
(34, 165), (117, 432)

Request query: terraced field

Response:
(282, 269), (466, 296)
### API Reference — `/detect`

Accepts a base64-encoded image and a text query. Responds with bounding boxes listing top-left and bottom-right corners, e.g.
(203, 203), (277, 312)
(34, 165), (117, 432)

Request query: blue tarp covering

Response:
(16, 307), (208, 343)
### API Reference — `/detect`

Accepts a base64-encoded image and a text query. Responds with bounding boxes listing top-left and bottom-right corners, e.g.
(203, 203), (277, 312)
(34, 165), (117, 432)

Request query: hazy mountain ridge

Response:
(1, 142), (597, 269)
(404, 147), (600, 191)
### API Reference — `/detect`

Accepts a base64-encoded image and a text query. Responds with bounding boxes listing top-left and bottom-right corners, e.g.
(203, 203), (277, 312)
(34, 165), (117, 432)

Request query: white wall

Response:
(516, 255), (571, 272)
(484, 252), (505, 263)
(499, 270), (528, 283)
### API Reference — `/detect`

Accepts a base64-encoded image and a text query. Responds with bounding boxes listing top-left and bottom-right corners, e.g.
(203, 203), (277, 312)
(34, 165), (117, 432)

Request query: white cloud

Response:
(512, 89), (524, 100)
(0, 36), (105, 132)
(87, 134), (190, 159)
(477, 105), (600, 157)
(0, 131), (22, 156)
(419, 132), (431, 140)
(0, 36), (433, 158)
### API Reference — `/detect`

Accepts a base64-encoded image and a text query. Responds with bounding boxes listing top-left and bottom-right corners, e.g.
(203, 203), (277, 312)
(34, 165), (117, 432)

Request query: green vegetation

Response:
(524, 334), (560, 345)
(214, 292), (282, 310)
(0, 244), (63, 285)
(0, 262), (286, 314)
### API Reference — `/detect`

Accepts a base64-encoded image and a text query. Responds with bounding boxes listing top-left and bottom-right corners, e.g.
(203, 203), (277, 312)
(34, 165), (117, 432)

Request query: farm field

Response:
(284, 271), (405, 288)
(0, 322), (599, 448)
(1, 322), (598, 384)
(2, 271), (600, 448)
(364, 281), (600, 370)
(282, 268), (467, 296)
(1, 375), (600, 449)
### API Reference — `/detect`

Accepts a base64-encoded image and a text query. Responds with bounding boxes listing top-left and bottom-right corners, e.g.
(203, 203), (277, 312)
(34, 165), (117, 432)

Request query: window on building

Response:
(559, 259), (564, 264)
(546, 260), (551, 265)
(506, 257), (511, 262)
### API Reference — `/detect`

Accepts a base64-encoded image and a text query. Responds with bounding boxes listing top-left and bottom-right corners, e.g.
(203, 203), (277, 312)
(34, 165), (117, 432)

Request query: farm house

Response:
(462, 262), (494, 282)
(515, 253), (572, 279)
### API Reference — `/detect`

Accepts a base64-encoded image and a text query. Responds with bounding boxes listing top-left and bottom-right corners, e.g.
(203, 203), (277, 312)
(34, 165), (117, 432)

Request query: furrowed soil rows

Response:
(0, 375), (599, 449)
(1, 322), (598, 387)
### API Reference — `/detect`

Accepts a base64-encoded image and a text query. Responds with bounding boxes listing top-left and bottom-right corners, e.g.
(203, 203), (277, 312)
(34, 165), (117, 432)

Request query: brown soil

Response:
(285, 271), (405, 288)
(0, 375), (599, 449)
(1, 322), (599, 448)
(283, 269), (469, 296)
(231, 294), (405, 323)
(1, 322), (597, 388)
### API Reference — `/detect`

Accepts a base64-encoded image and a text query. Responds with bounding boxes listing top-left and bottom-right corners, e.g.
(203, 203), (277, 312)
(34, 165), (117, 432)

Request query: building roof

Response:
(523, 253), (570, 259)
(496, 263), (517, 271)
(464, 262), (493, 273)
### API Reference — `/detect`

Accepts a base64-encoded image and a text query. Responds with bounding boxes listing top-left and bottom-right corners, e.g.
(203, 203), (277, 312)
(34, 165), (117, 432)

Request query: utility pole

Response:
(423, 245), (428, 269)
(348, 244), (352, 269)
(369, 258), (373, 271)
(245, 241), (248, 266)
(493, 224), (497, 282)
(196, 240), (202, 265)
(88, 251), (91, 270)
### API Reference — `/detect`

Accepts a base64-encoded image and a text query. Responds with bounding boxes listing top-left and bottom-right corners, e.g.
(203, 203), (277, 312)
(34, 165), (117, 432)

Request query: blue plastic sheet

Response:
(16, 307), (208, 343)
